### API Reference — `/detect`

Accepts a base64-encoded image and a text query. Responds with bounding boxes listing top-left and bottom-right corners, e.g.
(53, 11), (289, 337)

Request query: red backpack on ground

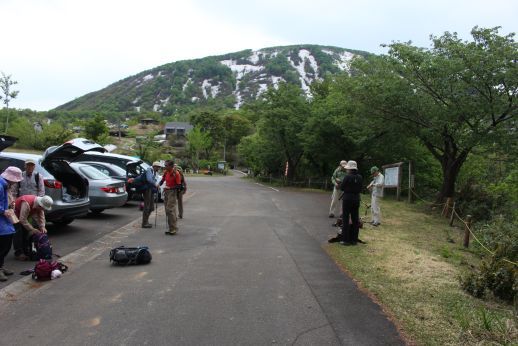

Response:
(32, 260), (68, 281)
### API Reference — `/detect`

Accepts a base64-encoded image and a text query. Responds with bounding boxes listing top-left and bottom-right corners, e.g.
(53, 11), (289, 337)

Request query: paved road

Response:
(0, 174), (403, 345)
(0, 201), (143, 289)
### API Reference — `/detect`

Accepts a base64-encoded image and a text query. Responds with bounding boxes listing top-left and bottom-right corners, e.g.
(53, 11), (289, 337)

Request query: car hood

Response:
(43, 138), (106, 163)
(0, 135), (17, 152)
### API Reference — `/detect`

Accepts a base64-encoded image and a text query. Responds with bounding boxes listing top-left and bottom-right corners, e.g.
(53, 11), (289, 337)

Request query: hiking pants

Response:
(176, 190), (184, 218)
(329, 186), (341, 216)
(13, 223), (30, 256)
(164, 189), (178, 232)
(371, 194), (381, 224)
(341, 199), (360, 243)
(142, 189), (155, 225)
(0, 234), (13, 268)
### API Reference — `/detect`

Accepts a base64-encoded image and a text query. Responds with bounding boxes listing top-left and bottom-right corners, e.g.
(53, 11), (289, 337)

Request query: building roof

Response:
(164, 122), (193, 129)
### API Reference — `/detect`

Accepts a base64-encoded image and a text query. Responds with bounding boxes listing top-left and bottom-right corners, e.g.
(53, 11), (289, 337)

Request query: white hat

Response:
(25, 158), (37, 165)
(152, 161), (162, 167)
(344, 160), (358, 170)
(340, 160), (347, 167)
(36, 196), (53, 211)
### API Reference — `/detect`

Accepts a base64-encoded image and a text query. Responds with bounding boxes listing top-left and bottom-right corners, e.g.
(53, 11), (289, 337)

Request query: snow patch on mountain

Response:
(289, 49), (319, 95)
(220, 60), (264, 79)
(322, 49), (334, 55)
(143, 74), (154, 82)
(182, 78), (192, 91)
(335, 51), (355, 70)
(132, 97), (141, 105)
(271, 76), (284, 90)
(256, 83), (268, 98)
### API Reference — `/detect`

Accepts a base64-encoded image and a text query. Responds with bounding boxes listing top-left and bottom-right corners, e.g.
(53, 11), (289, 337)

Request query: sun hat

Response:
(25, 158), (37, 165)
(152, 161), (162, 167)
(344, 160), (358, 170)
(36, 196), (53, 211)
(1, 166), (23, 182)
(370, 166), (380, 174)
(340, 160), (347, 167)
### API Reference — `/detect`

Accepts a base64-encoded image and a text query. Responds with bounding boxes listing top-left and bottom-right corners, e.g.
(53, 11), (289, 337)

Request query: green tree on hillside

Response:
(342, 27), (517, 202)
(186, 127), (212, 170)
(84, 114), (109, 142)
(0, 72), (19, 133)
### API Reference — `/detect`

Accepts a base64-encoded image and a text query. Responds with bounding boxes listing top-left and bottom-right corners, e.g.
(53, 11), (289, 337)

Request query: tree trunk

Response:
(436, 150), (469, 203)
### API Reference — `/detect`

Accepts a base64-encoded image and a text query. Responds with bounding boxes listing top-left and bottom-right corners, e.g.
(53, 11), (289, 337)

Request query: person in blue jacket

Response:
(0, 166), (23, 281)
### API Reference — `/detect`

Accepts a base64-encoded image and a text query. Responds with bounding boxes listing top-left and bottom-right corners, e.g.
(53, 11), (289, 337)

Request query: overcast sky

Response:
(2, 0), (517, 111)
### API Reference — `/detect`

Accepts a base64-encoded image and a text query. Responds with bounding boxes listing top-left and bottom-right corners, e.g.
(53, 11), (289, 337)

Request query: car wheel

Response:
(53, 218), (74, 226)
(91, 209), (105, 214)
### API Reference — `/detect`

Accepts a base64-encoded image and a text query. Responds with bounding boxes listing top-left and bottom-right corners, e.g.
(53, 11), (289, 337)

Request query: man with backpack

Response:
(158, 161), (182, 235)
(128, 161), (162, 228)
(13, 194), (53, 260)
(339, 161), (363, 246)
(329, 160), (347, 218)
(174, 164), (187, 219)
(18, 158), (45, 197)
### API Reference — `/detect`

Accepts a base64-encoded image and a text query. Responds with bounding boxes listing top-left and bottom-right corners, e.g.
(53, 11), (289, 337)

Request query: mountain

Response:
(56, 44), (370, 114)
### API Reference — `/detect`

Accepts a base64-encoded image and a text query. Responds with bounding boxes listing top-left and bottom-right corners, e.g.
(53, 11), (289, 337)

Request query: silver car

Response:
(70, 163), (128, 214)
(0, 137), (106, 225)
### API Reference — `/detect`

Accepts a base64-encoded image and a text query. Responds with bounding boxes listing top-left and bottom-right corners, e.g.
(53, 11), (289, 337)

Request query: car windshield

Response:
(79, 165), (111, 180)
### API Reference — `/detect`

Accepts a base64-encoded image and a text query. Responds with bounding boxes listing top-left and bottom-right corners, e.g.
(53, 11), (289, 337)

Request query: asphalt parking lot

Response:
(0, 200), (143, 289)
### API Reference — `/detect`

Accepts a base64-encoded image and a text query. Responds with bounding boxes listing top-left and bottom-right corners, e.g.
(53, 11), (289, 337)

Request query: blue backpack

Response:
(32, 232), (53, 260)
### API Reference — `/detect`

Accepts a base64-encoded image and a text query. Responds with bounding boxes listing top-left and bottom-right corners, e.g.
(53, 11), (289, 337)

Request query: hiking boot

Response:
(328, 236), (341, 243)
(0, 271), (8, 282)
(329, 214), (335, 218)
(142, 224), (152, 229)
(164, 230), (177, 235)
(2, 268), (14, 276)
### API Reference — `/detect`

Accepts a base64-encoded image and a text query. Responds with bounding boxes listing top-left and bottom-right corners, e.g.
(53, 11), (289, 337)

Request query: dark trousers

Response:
(13, 223), (29, 256)
(0, 234), (14, 268)
(341, 199), (360, 243)
(142, 189), (155, 225)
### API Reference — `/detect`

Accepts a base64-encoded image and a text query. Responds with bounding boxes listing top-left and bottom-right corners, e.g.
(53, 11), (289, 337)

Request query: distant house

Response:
(33, 122), (43, 133)
(140, 118), (159, 126)
(164, 122), (194, 139)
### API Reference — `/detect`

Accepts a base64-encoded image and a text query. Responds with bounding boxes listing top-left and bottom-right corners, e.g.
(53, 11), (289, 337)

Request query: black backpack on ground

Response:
(109, 246), (152, 265)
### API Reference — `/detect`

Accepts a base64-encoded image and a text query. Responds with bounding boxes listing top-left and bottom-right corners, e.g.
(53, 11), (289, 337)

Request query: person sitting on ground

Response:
(329, 160), (347, 218)
(0, 167), (23, 280)
(367, 166), (384, 226)
(18, 158), (45, 197)
(13, 194), (53, 260)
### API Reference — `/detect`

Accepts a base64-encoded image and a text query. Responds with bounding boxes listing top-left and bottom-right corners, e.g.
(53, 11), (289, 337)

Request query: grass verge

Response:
(326, 198), (517, 345)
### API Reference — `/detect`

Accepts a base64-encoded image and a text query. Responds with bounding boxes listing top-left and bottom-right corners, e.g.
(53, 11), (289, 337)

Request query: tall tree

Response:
(84, 114), (109, 141)
(186, 127), (212, 170)
(343, 27), (517, 202)
(0, 72), (20, 133)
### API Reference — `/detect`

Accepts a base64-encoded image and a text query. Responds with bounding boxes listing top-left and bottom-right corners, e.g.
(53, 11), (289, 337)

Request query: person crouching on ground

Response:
(158, 161), (182, 235)
(174, 164), (187, 219)
(367, 166), (384, 226)
(339, 161), (363, 246)
(13, 194), (53, 260)
(0, 167), (23, 280)
(329, 160), (347, 218)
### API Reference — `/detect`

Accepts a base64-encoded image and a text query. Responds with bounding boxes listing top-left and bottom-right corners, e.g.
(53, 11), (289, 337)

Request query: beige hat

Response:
(340, 160), (347, 167)
(36, 196), (53, 211)
(25, 158), (37, 165)
(152, 161), (162, 167)
(344, 160), (358, 170)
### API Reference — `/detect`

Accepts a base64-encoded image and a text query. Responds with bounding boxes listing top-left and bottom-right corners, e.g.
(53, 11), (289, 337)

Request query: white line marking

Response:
(269, 187), (279, 192)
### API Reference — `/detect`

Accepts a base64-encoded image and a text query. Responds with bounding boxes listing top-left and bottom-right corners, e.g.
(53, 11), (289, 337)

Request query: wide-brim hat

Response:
(370, 166), (380, 174)
(344, 160), (358, 170)
(152, 161), (163, 167)
(1, 166), (23, 182)
(36, 196), (53, 211)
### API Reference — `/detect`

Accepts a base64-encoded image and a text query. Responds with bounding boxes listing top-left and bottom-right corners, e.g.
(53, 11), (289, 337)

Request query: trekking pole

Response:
(154, 192), (158, 228)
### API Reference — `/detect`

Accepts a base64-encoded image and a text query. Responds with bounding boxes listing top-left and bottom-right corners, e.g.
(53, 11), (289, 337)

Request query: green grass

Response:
(326, 198), (517, 345)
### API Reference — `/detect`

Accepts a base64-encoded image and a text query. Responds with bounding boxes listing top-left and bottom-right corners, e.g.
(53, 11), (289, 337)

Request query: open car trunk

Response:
(42, 160), (88, 201)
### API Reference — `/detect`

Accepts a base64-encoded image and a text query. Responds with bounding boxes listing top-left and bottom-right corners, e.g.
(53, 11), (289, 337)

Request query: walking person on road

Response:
(13, 194), (53, 260)
(0, 167), (23, 281)
(174, 164), (187, 219)
(17, 158), (45, 197)
(129, 161), (162, 229)
(367, 166), (384, 226)
(339, 161), (363, 246)
(329, 160), (347, 218)
(158, 161), (182, 235)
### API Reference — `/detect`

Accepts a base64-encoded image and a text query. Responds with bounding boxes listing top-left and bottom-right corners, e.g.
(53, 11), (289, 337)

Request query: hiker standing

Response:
(13, 195), (53, 260)
(129, 162), (162, 229)
(18, 158), (45, 197)
(158, 161), (182, 235)
(367, 166), (384, 226)
(0, 167), (23, 281)
(329, 160), (347, 218)
(174, 164), (187, 219)
(340, 161), (363, 246)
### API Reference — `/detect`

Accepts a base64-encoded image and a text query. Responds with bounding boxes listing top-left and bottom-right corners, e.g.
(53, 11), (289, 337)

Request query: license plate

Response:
(118, 187), (124, 193)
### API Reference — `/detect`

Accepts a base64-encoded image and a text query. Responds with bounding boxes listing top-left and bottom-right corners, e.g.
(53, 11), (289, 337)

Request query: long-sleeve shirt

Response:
(145, 167), (156, 186)
(331, 167), (347, 186)
(370, 173), (384, 197)
(18, 171), (45, 197)
(16, 199), (46, 234)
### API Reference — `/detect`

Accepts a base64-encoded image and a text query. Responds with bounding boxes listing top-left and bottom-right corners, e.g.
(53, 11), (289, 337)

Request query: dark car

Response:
(0, 137), (106, 225)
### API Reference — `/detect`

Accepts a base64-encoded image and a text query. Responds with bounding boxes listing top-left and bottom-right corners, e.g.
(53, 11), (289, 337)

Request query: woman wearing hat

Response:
(339, 161), (363, 246)
(0, 167), (23, 280)
(13, 194), (53, 260)
(367, 166), (384, 226)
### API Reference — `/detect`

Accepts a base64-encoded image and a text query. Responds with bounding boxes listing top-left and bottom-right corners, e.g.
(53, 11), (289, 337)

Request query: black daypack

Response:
(109, 246), (152, 265)
(30, 232), (53, 260)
